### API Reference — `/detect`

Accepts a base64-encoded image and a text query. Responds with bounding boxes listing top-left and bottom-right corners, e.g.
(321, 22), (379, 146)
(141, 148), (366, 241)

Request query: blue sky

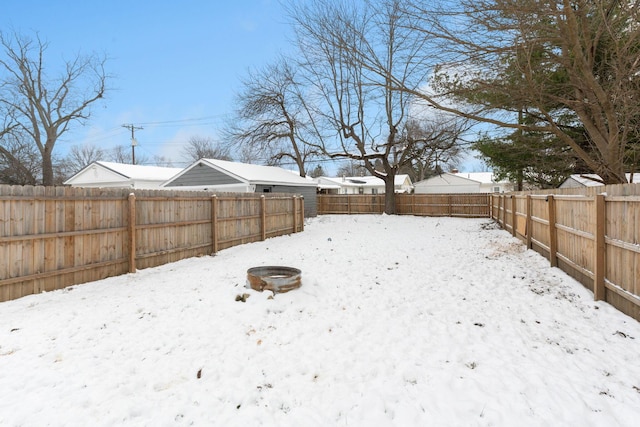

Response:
(1, 0), (296, 167)
(2, 0), (485, 173)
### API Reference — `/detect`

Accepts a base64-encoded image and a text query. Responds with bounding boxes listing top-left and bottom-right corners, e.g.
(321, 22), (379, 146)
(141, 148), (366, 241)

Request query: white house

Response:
(162, 158), (319, 216)
(414, 172), (512, 194)
(316, 174), (413, 194)
(64, 161), (183, 189)
(560, 173), (640, 189)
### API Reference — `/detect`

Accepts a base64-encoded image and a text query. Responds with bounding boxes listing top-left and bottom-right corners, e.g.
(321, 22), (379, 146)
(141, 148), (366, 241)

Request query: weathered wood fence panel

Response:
(492, 184), (640, 322)
(318, 194), (490, 217)
(0, 186), (304, 302)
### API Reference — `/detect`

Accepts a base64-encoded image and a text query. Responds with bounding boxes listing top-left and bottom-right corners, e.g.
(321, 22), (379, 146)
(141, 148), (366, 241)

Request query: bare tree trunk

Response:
(384, 174), (397, 214)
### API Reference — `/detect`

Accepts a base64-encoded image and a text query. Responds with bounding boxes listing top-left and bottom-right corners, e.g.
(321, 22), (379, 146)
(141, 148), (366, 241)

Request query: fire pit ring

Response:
(246, 266), (302, 293)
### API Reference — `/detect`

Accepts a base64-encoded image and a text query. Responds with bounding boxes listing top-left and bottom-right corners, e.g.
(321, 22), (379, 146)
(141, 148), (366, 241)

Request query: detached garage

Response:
(163, 158), (318, 217)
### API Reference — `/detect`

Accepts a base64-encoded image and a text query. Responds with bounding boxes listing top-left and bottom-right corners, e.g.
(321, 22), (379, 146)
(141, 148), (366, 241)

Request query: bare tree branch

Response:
(0, 30), (109, 185)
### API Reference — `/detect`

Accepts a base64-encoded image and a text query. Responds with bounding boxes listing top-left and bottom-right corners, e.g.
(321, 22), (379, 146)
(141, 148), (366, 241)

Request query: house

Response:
(316, 174), (413, 194)
(162, 158), (318, 216)
(64, 161), (183, 189)
(414, 172), (512, 194)
(559, 173), (640, 189)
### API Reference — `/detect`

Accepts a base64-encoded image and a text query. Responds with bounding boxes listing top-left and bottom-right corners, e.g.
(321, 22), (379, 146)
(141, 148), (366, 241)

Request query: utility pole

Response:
(122, 124), (143, 165)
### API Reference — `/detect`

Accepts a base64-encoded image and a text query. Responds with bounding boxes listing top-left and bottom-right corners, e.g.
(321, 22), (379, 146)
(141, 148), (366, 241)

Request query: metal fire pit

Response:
(246, 266), (302, 293)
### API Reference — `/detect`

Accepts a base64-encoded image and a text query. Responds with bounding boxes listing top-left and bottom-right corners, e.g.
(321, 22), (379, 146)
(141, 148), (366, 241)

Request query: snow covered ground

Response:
(1, 215), (640, 426)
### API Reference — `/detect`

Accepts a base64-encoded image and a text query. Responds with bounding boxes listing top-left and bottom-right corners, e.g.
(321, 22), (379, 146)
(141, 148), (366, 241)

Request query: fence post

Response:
(299, 196), (305, 231)
(128, 193), (136, 273)
(526, 195), (533, 249)
(489, 194), (494, 219)
(594, 194), (606, 301)
(547, 195), (558, 267)
(448, 195), (452, 216)
(211, 195), (218, 254)
(511, 195), (517, 237)
(261, 195), (267, 241)
(292, 196), (298, 234)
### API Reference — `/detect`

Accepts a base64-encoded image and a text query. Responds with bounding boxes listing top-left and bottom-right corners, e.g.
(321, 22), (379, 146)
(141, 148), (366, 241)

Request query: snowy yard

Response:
(1, 215), (640, 426)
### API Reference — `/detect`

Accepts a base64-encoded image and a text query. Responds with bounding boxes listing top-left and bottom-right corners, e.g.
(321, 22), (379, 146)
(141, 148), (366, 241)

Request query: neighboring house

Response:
(414, 172), (512, 194)
(64, 161), (183, 189)
(162, 158), (318, 217)
(559, 173), (640, 189)
(316, 174), (413, 194)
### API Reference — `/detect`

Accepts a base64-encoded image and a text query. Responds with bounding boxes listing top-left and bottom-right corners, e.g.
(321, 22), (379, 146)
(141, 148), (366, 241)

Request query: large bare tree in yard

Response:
(290, 0), (445, 213)
(0, 31), (108, 186)
(397, 0), (640, 184)
(225, 56), (321, 176)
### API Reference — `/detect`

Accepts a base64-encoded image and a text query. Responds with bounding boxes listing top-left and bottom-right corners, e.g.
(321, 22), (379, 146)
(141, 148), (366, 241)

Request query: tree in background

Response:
(109, 145), (148, 166)
(289, 0), (449, 213)
(0, 31), (108, 186)
(181, 136), (232, 163)
(64, 144), (106, 176)
(308, 164), (325, 178)
(400, 117), (467, 182)
(397, 0), (640, 185)
(225, 56), (322, 176)
(0, 130), (40, 184)
(335, 160), (366, 178)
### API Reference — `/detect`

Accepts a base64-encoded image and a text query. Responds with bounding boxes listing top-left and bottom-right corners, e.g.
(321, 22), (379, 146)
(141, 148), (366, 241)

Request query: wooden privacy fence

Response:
(0, 185), (304, 303)
(318, 193), (491, 217)
(492, 188), (640, 321)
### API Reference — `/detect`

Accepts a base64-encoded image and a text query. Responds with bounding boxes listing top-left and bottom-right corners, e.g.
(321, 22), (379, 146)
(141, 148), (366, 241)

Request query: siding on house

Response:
(167, 165), (243, 187)
(255, 184), (317, 217)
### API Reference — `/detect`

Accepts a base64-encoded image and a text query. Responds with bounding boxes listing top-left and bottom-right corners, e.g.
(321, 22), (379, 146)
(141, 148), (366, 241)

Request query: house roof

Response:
(184, 158), (316, 187)
(453, 172), (505, 184)
(317, 174), (411, 188)
(561, 173), (640, 187)
(64, 161), (182, 185)
(94, 161), (183, 181)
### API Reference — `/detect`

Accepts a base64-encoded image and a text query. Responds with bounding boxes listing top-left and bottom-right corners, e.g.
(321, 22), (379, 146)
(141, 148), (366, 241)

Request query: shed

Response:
(64, 161), (183, 189)
(414, 172), (511, 194)
(162, 158), (318, 217)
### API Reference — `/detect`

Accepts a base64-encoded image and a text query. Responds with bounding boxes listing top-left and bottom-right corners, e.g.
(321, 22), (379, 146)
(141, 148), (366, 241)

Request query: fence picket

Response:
(0, 186), (304, 302)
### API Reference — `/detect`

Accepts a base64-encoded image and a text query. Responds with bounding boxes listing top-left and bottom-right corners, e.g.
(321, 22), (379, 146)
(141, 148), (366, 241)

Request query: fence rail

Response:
(492, 188), (640, 322)
(0, 185), (304, 303)
(318, 193), (491, 217)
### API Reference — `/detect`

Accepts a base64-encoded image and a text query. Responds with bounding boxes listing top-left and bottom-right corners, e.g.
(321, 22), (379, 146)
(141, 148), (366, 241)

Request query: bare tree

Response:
(108, 145), (148, 165)
(0, 31), (108, 185)
(395, 0), (640, 184)
(152, 155), (174, 167)
(0, 130), (40, 184)
(335, 160), (366, 177)
(225, 55), (322, 176)
(63, 144), (105, 176)
(181, 136), (231, 163)
(400, 114), (468, 182)
(289, 0), (435, 213)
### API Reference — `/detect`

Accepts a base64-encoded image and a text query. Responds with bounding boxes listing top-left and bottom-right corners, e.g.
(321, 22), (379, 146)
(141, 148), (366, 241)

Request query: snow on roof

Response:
(96, 161), (183, 181)
(564, 173), (640, 187)
(201, 159), (316, 186)
(318, 174), (411, 187)
(453, 172), (504, 184)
